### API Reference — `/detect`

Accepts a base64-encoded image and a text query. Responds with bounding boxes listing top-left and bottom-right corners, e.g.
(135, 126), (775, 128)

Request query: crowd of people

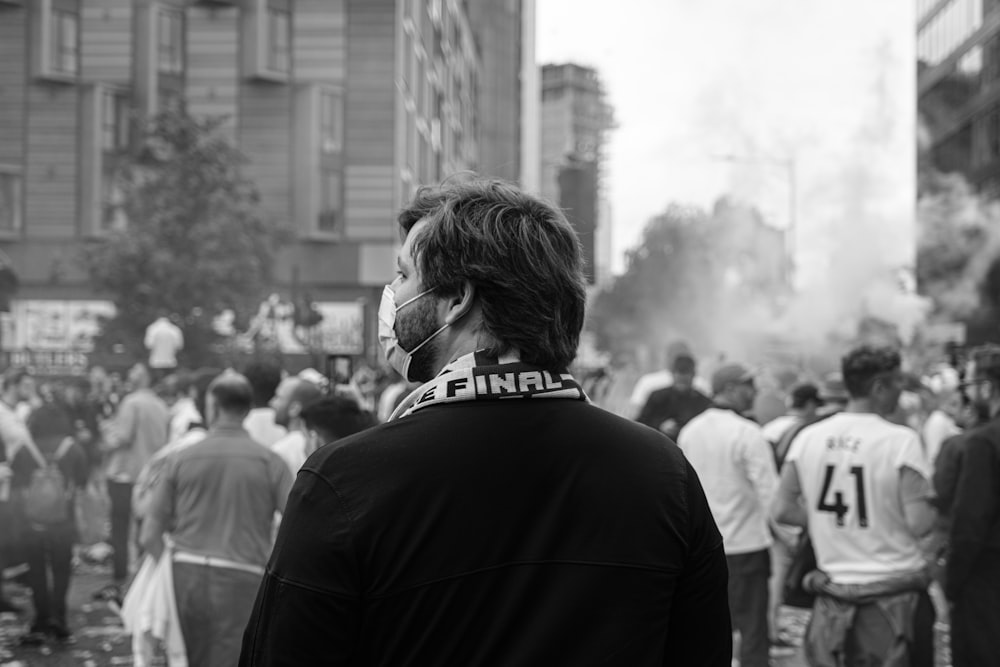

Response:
(0, 177), (996, 666)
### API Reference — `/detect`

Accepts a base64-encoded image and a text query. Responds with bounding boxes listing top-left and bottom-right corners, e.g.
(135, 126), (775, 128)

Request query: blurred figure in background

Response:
(945, 345), (1000, 667)
(922, 388), (962, 470)
(628, 341), (711, 417)
(165, 371), (201, 444)
(242, 360), (286, 448)
(761, 382), (823, 450)
(144, 312), (184, 385)
(141, 372), (292, 667)
(678, 363), (778, 667)
(96, 363), (170, 603)
(635, 353), (711, 440)
(269, 376), (323, 475)
(11, 403), (88, 645)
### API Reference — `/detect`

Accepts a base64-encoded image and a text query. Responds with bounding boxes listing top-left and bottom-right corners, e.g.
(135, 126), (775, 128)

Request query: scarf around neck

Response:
(389, 350), (589, 421)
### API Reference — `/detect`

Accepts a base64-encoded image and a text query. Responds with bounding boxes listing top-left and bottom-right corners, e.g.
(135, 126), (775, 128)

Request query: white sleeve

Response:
(743, 425), (780, 512)
(894, 429), (932, 480)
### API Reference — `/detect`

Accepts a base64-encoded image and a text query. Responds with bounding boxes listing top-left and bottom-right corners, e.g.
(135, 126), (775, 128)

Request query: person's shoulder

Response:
(963, 420), (1000, 453)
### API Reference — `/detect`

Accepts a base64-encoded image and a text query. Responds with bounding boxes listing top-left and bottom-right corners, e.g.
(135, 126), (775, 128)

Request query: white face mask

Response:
(378, 284), (450, 382)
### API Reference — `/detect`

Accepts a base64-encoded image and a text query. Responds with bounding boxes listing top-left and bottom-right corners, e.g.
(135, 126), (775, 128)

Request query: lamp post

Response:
(711, 153), (797, 289)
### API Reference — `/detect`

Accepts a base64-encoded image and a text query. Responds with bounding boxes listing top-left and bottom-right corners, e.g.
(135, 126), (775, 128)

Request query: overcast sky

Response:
(536, 0), (915, 280)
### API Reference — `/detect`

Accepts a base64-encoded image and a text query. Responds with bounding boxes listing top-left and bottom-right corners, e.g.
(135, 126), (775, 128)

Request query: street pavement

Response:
(1, 561), (137, 667)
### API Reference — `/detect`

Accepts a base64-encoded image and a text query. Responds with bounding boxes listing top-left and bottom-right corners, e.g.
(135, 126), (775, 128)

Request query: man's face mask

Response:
(377, 285), (450, 382)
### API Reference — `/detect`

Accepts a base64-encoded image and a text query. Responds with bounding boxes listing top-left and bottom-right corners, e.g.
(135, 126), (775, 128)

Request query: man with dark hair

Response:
(300, 395), (376, 450)
(636, 353), (712, 440)
(240, 179), (732, 665)
(269, 376), (324, 474)
(679, 363), (779, 667)
(762, 382), (823, 448)
(945, 344), (1000, 666)
(241, 360), (287, 447)
(772, 345), (936, 666)
(140, 371), (292, 667)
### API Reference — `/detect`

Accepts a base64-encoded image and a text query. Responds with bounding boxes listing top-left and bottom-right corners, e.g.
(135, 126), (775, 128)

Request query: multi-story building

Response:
(540, 63), (614, 285)
(0, 0), (525, 374)
(918, 0), (1000, 195)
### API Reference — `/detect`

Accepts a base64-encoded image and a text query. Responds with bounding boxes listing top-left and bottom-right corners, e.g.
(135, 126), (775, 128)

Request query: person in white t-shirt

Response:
(679, 362), (778, 667)
(144, 315), (184, 382)
(922, 388), (963, 470)
(772, 345), (937, 667)
(269, 376), (324, 475)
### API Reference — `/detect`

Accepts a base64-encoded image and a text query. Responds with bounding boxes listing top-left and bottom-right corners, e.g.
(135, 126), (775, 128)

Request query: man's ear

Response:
(443, 281), (476, 325)
(289, 402), (301, 420)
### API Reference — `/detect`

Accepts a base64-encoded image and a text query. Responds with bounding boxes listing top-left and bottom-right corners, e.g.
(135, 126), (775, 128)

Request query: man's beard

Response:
(396, 294), (442, 383)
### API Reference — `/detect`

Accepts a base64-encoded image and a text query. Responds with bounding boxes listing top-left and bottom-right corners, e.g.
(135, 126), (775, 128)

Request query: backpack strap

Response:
(53, 437), (75, 461)
(20, 437), (48, 470)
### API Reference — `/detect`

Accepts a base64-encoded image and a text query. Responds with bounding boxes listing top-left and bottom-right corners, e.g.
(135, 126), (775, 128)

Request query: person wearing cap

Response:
(635, 353), (712, 440)
(678, 362), (779, 667)
(239, 179), (732, 665)
(945, 344), (1000, 666)
(772, 345), (936, 666)
(140, 372), (293, 667)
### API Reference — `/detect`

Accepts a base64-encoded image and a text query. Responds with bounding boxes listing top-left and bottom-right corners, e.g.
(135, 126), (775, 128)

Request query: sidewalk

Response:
(0, 561), (137, 667)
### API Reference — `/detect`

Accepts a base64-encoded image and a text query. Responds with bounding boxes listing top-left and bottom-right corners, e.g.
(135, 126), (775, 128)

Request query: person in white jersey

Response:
(679, 362), (778, 667)
(772, 345), (936, 667)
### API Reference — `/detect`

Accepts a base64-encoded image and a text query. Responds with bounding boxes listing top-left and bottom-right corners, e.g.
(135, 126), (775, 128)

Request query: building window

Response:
(0, 170), (22, 233)
(50, 9), (78, 75)
(267, 8), (290, 73)
(158, 9), (184, 75)
(320, 91), (343, 154)
(102, 89), (130, 152)
(318, 170), (342, 233)
(101, 164), (127, 232)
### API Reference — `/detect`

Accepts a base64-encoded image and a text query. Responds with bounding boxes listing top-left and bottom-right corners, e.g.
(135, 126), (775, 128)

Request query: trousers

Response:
(728, 548), (771, 667)
(173, 561), (262, 667)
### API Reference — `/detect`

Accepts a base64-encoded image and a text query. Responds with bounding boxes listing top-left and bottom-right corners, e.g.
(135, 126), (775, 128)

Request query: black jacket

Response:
(946, 418), (1000, 599)
(240, 398), (731, 666)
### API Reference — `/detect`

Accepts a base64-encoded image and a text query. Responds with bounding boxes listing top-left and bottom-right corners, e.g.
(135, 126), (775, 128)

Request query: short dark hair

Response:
(671, 354), (696, 374)
(841, 345), (901, 399)
(300, 396), (377, 444)
(208, 372), (254, 415)
(789, 383), (822, 409)
(242, 359), (283, 407)
(398, 178), (587, 370)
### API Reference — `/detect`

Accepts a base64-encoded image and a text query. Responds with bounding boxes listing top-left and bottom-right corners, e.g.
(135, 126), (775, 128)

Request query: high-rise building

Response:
(540, 63), (614, 285)
(0, 0), (525, 374)
(918, 0), (1000, 195)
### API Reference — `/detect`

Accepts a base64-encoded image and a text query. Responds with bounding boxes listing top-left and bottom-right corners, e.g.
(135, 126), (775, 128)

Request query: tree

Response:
(588, 199), (789, 363)
(80, 106), (286, 368)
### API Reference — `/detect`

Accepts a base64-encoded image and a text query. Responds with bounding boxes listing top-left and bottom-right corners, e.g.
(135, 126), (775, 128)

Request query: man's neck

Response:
(212, 416), (245, 430)
(845, 398), (881, 416)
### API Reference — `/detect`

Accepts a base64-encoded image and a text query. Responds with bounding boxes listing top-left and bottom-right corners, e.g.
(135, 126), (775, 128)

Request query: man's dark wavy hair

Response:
(841, 345), (901, 399)
(970, 344), (1000, 383)
(398, 179), (587, 370)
